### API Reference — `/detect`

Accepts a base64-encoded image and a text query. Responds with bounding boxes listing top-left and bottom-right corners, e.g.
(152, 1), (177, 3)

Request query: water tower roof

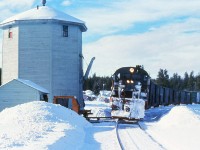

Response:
(0, 6), (87, 31)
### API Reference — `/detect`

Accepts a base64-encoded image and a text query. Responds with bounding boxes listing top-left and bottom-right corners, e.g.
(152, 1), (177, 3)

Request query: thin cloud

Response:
(0, 0), (37, 21)
(83, 19), (200, 78)
(76, 0), (200, 37)
(0, 0), (36, 10)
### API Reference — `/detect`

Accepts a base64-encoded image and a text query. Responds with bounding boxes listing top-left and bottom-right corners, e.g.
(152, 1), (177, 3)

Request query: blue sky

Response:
(0, 0), (200, 78)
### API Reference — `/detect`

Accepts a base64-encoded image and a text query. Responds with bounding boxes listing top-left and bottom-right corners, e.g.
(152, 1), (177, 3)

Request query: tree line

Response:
(83, 73), (112, 95)
(155, 69), (200, 91)
(0, 67), (199, 93)
(84, 69), (200, 95)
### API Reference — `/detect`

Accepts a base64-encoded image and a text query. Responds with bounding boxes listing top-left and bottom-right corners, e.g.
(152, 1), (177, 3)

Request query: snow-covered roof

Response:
(0, 6), (87, 31)
(16, 79), (49, 93)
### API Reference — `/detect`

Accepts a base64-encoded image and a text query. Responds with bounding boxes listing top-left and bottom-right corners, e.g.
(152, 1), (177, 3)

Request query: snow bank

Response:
(99, 90), (111, 97)
(83, 90), (96, 101)
(0, 101), (91, 150)
(96, 90), (111, 103)
(112, 99), (145, 119)
(84, 90), (94, 95)
(85, 101), (112, 117)
(145, 105), (200, 150)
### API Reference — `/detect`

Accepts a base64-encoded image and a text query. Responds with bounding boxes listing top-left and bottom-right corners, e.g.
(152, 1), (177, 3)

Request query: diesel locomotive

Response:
(110, 66), (150, 119)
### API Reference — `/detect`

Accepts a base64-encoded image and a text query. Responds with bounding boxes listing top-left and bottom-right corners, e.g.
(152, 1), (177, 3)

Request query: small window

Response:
(8, 32), (13, 38)
(8, 27), (13, 38)
(63, 25), (68, 37)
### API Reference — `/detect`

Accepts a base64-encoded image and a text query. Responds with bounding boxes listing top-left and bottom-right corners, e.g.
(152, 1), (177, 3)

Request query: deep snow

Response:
(143, 105), (200, 150)
(0, 100), (200, 150)
(0, 101), (91, 150)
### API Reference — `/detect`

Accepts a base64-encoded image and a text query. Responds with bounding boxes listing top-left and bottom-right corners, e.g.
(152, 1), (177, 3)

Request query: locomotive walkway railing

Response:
(147, 80), (200, 108)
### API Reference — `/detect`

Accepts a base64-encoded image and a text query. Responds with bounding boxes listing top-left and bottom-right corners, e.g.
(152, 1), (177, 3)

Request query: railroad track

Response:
(115, 120), (165, 150)
(115, 119), (125, 150)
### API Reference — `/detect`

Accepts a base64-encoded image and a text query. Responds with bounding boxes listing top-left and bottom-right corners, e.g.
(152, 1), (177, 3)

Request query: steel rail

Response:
(115, 119), (125, 150)
(137, 121), (166, 149)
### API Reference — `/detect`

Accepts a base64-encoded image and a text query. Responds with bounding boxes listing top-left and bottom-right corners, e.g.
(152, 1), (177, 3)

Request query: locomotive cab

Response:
(111, 66), (149, 99)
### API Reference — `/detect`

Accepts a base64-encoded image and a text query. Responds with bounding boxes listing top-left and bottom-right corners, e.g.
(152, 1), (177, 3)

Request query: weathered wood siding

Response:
(51, 23), (83, 106)
(18, 21), (52, 99)
(2, 26), (19, 84)
(1, 20), (84, 107)
(0, 80), (40, 112)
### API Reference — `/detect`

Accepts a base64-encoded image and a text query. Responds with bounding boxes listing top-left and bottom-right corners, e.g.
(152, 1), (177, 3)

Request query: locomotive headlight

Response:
(130, 80), (134, 83)
(127, 80), (130, 83)
(129, 68), (134, 73)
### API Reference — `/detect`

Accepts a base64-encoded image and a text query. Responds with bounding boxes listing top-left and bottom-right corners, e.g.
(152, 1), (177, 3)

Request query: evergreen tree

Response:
(196, 74), (200, 90)
(187, 71), (195, 90)
(169, 73), (182, 90)
(83, 69), (200, 94)
(83, 73), (112, 95)
(93, 80), (101, 95)
(183, 72), (189, 90)
(156, 69), (170, 87)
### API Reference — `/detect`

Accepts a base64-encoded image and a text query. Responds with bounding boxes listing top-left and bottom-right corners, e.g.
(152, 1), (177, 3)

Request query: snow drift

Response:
(145, 105), (200, 150)
(0, 101), (91, 150)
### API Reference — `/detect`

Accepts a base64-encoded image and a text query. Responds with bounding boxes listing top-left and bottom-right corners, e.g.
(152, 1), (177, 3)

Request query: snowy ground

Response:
(85, 100), (200, 150)
(0, 101), (91, 150)
(0, 100), (200, 150)
(143, 104), (200, 150)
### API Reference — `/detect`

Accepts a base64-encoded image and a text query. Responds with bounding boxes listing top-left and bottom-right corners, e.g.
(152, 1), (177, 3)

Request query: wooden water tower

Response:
(0, 3), (87, 108)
